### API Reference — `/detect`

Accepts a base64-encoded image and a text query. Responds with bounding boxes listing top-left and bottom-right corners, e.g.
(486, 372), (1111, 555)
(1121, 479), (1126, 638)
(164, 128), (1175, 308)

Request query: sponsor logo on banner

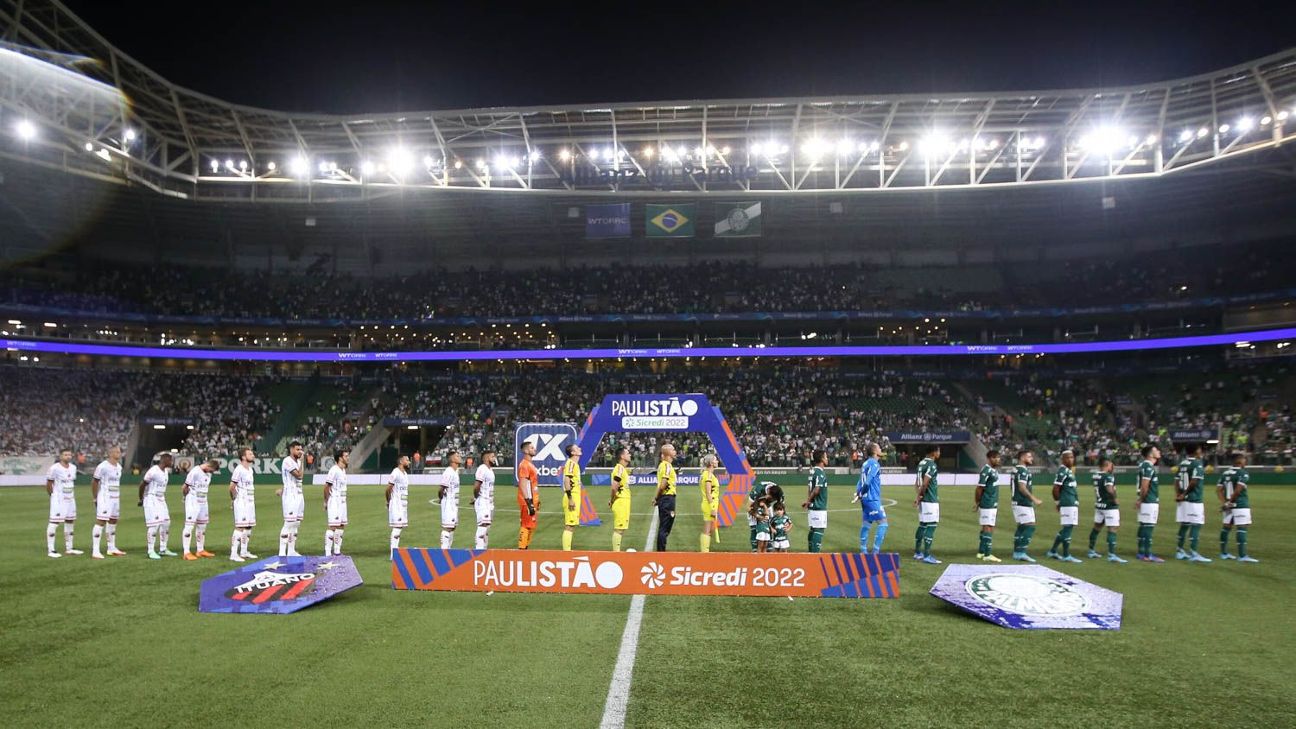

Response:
(608, 395), (699, 430)
(585, 203), (631, 239)
(929, 564), (1122, 630)
(646, 204), (696, 237)
(714, 201), (762, 237)
(1169, 428), (1219, 441)
(391, 548), (901, 598)
(199, 555), (363, 614)
(515, 423), (579, 485)
(883, 430), (972, 444)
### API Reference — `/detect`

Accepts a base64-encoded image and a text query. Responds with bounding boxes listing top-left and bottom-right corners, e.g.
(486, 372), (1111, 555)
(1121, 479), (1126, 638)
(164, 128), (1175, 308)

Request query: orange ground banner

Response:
(392, 548), (900, 598)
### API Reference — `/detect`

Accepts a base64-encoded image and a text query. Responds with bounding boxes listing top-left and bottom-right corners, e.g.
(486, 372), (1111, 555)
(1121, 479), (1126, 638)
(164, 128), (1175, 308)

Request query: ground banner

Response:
(199, 555), (363, 614)
(928, 564), (1122, 630)
(645, 204), (695, 237)
(714, 201), (762, 237)
(586, 203), (631, 238)
(392, 548), (900, 598)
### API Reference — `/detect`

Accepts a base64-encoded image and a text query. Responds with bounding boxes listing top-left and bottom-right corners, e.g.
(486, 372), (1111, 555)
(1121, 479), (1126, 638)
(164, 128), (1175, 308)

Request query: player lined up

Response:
(42, 440), (1260, 562)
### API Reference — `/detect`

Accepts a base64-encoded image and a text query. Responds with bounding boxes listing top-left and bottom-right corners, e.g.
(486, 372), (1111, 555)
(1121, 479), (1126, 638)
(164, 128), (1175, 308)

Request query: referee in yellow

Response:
(561, 443), (582, 551)
(700, 454), (720, 552)
(608, 445), (632, 551)
(653, 443), (678, 551)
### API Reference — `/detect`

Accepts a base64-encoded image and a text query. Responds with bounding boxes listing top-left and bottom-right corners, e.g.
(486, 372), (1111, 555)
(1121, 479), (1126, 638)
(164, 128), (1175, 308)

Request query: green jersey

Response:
(1093, 471), (1118, 510)
(977, 465), (999, 508)
(916, 458), (939, 503)
(752, 503), (770, 534)
(771, 514), (792, 541)
(807, 467), (828, 510)
(1177, 458), (1205, 503)
(1219, 467), (1250, 508)
(1138, 460), (1160, 503)
(1010, 465), (1035, 506)
(1054, 465), (1078, 507)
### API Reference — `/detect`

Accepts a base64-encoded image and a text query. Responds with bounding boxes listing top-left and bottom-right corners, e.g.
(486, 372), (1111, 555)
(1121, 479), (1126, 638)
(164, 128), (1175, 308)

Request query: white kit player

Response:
(324, 449), (350, 556)
(438, 450), (463, 549)
(139, 453), (177, 559)
(182, 460), (219, 559)
(278, 441), (306, 557)
(386, 455), (411, 557)
(90, 446), (126, 559)
(229, 447), (258, 562)
(472, 449), (497, 549)
(45, 448), (79, 557)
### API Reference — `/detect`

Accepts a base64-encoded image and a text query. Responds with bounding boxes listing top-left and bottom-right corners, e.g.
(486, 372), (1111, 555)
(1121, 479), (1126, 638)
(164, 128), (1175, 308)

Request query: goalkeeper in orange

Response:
(516, 440), (539, 549)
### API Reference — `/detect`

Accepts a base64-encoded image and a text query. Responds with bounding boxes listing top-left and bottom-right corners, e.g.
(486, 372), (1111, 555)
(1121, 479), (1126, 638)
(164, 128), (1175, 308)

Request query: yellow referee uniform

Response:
(700, 470), (719, 521)
(611, 463), (632, 531)
(657, 461), (677, 496)
(562, 458), (582, 527)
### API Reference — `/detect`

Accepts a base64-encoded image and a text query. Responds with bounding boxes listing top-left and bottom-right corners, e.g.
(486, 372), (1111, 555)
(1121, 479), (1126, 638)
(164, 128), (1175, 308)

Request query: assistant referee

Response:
(653, 443), (678, 551)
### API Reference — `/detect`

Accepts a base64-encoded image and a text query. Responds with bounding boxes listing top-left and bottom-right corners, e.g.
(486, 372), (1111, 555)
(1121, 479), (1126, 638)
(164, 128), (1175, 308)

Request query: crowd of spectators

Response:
(3, 361), (1292, 471)
(4, 237), (1291, 323)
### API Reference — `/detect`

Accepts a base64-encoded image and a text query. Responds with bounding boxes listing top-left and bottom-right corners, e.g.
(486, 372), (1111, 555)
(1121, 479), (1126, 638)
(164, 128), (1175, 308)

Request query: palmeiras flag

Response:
(199, 555), (363, 614)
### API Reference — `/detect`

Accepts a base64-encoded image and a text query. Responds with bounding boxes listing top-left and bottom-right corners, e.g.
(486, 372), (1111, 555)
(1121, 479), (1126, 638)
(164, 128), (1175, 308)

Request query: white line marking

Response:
(598, 509), (658, 729)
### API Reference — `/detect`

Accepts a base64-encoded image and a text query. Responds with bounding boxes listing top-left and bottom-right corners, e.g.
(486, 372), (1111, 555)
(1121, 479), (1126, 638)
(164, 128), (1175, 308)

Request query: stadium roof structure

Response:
(1, 0), (1295, 204)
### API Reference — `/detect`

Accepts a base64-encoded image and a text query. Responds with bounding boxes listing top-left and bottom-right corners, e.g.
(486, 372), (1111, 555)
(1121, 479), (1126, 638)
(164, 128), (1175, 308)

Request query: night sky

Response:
(62, 0), (1296, 113)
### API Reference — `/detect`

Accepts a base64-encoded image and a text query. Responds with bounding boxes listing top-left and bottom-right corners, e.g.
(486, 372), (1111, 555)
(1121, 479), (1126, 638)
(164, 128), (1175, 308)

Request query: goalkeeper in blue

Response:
(852, 443), (889, 553)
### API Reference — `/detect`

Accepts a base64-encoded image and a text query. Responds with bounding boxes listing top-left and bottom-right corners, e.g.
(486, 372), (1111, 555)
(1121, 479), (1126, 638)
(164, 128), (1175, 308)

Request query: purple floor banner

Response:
(198, 555), (363, 614)
(929, 564), (1122, 630)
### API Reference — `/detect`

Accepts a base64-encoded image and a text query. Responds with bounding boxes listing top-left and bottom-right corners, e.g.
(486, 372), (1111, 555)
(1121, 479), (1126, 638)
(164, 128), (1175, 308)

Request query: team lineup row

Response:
(40, 439), (1259, 564)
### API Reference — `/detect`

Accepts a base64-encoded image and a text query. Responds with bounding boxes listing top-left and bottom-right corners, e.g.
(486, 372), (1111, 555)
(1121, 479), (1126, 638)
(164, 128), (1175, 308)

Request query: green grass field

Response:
(1, 480), (1293, 728)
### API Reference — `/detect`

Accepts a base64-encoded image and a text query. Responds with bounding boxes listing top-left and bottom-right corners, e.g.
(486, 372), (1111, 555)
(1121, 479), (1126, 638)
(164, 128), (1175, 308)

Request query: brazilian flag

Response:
(645, 204), (696, 238)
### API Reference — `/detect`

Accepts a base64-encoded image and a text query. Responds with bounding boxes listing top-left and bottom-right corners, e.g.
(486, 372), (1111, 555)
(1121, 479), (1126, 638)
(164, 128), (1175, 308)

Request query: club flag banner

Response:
(714, 201), (762, 237)
(392, 548), (900, 598)
(645, 204), (696, 238)
(928, 564), (1123, 630)
(586, 203), (631, 239)
(199, 555), (363, 614)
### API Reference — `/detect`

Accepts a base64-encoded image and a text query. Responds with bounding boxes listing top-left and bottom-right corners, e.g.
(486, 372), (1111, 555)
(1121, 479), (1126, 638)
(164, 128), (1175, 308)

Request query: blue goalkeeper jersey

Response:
(857, 458), (882, 503)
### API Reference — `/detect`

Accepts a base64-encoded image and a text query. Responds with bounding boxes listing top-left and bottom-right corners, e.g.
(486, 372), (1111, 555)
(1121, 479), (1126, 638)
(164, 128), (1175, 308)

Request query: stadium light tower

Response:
(289, 156), (309, 176)
(14, 119), (36, 140)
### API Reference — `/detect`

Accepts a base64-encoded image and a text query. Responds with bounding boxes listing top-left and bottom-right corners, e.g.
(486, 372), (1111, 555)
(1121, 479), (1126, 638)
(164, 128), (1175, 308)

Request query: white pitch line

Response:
(598, 509), (659, 729)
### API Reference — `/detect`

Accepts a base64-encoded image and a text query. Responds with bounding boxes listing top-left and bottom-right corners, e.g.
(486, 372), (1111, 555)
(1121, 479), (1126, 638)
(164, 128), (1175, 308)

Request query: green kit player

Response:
(1175, 444), (1211, 563)
(1135, 445), (1164, 562)
(1218, 453), (1258, 562)
(974, 450), (1002, 562)
(913, 445), (941, 564)
(802, 450), (828, 553)
(748, 480), (784, 552)
(1010, 450), (1043, 562)
(1047, 450), (1083, 563)
(770, 504), (792, 552)
(750, 501), (771, 553)
(1087, 458), (1127, 563)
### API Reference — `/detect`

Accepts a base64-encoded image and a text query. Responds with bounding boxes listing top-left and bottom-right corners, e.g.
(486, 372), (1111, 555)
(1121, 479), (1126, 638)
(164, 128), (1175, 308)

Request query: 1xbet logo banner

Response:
(515, 423), (579, 486)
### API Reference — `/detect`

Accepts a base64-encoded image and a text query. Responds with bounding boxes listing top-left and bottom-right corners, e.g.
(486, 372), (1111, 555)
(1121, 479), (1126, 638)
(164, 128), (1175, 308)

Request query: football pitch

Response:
(1, 481), (1293, 728)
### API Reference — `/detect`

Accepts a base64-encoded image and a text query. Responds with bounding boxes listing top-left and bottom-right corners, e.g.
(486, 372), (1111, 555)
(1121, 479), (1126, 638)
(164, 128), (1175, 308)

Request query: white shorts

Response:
(282, 492), (305, 523)
(1176, 502), (1205, 525)
(1093, 508), (1120, 527)
(772, 539), (790, 550)
(388, 499), (408, 528)
(1058, 506), (1079, 526)
(441, 497), (459, 528)
(475, 500), (494, 526)
(144, 496), (170, 527)
(184, 495), (209, 525)
(96, 493), (120, 521)
(807, 510), (827, 529)
(918, 502), (940, 523)
(1222, 508), (1252, 526)
(1138, 502), (1160, 524)
(978, 508), (998, 527)
(49, 493), (75, 522)
(755, 531), (771, 542)
(234, 496), (257, 528)
(1012, 505), (1036, 524)
(327, 498), (348, 528)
